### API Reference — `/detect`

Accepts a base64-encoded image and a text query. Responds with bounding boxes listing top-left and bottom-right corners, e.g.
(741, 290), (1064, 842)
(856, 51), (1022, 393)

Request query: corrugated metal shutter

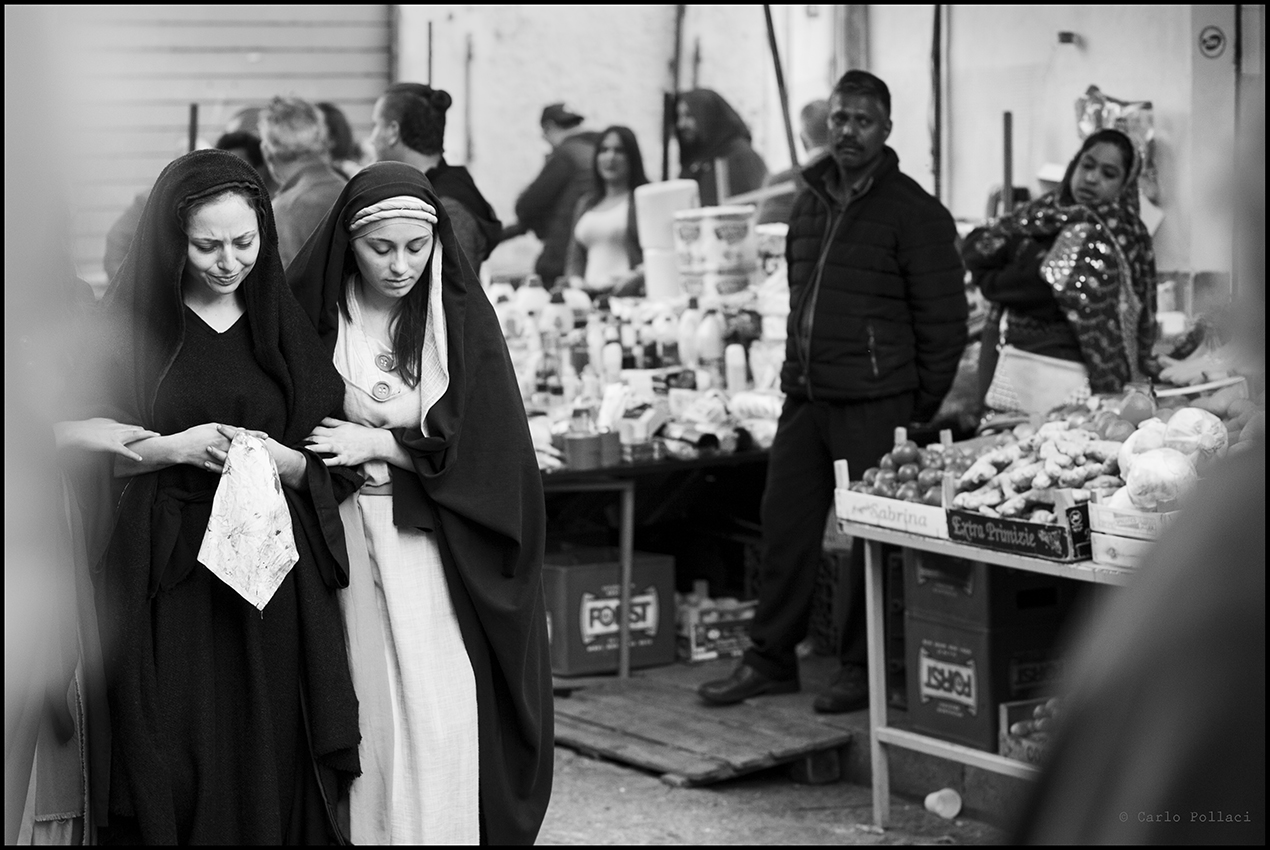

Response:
(59, 5), (392, 288)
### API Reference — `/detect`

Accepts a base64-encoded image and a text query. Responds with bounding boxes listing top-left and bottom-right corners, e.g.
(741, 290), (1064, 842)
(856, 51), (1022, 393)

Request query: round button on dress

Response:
(375, 353), (395, 372)
(371, 381), (392, 401)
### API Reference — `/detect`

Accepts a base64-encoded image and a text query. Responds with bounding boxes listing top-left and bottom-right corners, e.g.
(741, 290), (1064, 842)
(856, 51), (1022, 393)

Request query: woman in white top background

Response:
(564, 125), (648, 298)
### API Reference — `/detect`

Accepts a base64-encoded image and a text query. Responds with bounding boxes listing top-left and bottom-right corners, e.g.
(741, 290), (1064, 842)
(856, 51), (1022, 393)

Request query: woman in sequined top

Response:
(963, 129), (1158, 400)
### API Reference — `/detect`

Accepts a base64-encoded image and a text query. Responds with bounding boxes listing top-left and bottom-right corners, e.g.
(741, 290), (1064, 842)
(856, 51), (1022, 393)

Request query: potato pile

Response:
(949, 421), (1125, 522)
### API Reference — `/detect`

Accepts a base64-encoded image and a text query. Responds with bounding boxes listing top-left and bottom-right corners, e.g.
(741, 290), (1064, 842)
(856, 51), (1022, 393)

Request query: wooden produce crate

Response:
(1090, 531), (1155, 569)
(1088, 493), (1179, 541)
(998, 698), (1053, 767)
(833, 459), (949, 540)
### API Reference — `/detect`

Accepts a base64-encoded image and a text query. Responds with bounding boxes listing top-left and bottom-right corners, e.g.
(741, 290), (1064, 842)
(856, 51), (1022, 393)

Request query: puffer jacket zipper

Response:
(797, 199), (848, 402)
(866, 322), (880, 378)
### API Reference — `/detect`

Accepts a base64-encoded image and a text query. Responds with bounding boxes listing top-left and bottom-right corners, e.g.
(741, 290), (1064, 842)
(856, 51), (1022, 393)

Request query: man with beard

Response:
(698, 70), (967, 714)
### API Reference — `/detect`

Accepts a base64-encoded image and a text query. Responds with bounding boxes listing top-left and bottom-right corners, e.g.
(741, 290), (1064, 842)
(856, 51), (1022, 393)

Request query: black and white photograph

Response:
(5, 4), (1264, 845)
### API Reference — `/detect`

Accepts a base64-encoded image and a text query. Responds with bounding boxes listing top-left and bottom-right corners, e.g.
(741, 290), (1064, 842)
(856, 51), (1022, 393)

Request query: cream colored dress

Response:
(335, 271), (479, 845)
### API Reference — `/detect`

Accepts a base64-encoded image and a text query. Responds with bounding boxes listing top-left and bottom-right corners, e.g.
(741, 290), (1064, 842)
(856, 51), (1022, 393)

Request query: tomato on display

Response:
(917, 468), (943, 489)
(895, 482), (922, 502)
(921, 487), (944, 506)
(878, 454), (897, 471)
(918, 448), (944, 470)
(896, 463), (921, 483)
(862, 467), (881, 485)
(890, 441), (921, 467)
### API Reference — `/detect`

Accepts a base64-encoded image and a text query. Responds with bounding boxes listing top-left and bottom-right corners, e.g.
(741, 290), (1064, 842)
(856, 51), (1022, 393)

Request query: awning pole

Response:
(763, 5), (800, 172)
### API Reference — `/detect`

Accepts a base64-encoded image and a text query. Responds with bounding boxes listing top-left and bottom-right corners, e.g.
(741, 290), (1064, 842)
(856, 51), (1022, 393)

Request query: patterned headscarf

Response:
(964, 129), (1158, 393)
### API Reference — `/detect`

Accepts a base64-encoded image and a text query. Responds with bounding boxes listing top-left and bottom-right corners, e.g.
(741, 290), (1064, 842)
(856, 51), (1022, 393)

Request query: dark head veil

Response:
(88, 148), (344, 444)
(287, 161), (553, 844)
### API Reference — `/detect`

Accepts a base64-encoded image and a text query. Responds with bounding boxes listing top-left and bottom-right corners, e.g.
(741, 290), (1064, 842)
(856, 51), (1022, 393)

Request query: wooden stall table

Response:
(541, 450), (769, 677)
(837, 521), (1135, 828)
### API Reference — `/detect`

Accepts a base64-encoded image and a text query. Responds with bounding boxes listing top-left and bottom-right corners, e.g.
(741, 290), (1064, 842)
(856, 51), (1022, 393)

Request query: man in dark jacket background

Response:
(369, 82), (503, 274)
(513, 104), (600, 285)
(700, 70), (967, 713)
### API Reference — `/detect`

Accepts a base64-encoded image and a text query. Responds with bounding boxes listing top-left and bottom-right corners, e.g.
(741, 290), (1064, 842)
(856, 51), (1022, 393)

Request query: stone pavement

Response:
(539, 745), (1008, 845)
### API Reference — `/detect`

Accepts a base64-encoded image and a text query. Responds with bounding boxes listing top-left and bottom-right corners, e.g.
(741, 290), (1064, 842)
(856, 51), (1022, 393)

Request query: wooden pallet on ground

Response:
(554, 671), (855, 787)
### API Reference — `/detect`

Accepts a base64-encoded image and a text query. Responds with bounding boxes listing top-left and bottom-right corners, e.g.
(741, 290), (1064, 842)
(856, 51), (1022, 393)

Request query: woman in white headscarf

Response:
(287, 163), (553, 845)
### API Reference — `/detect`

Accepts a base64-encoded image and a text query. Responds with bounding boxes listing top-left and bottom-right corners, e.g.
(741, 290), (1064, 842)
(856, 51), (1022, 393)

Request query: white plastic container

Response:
(678, 298), (702, 368)
(724, 343), (748, 393)
(634, 179), (700, 251)
(642, 247), (681, 302)
(695, 310), (725, 374)
(672, 205), (759, 274)
(514, 275), (551, 318)
(539, 291), (574, 336)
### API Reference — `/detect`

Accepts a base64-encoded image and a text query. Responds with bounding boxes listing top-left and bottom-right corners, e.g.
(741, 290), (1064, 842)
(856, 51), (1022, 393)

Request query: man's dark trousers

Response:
(742, 392), (913, 680)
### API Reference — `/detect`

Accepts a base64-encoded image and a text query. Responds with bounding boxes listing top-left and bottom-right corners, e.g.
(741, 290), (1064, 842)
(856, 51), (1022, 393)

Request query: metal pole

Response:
(617, 482), (635, 678)
(427, 20), (433, 85)
(763, 5), (800, 172)
(664, 4), (686, 181)
(187, 103), (198, 152)
(1002, 111), (1013, 216)
(932, 5), (942, 201)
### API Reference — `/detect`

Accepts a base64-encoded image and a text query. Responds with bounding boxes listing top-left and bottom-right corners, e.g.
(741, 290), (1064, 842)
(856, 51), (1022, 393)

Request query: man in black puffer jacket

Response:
(700, 71), (967, 713)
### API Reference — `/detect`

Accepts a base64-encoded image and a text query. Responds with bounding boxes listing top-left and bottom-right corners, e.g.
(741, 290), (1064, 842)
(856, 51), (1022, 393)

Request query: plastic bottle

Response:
(585, 314), (607, 376)
(514, 274), (551, 319)
(540, 289), (574, 337)
(493, 294), (521, 339)
(652, 311), (679, 365)
(725, 343), (748, 393)
(602, 337), (624, 383)
(695, 309), (725, 379)
(561, 286), (594, 327)
(678, 298), (702, 368)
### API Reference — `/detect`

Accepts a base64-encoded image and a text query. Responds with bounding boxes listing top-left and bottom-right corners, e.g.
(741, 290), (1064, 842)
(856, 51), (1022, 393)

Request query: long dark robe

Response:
(288, 162), (554, 845)
(76, 149), (362, 845)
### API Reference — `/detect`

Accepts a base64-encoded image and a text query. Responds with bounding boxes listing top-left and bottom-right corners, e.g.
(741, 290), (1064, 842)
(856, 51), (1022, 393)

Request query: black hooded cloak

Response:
(287, 162), (554, 845)
(78, 149), (362, 844)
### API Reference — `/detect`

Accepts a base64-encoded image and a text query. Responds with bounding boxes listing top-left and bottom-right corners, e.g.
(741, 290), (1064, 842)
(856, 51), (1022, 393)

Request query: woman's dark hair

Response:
(1077, 128), (1136, 176)
(317, 102), (360, 163)
(338, 237), (431, 388)
(176, 182), (268, 236)
(587, 125), (649, 209)
(215, 131), (265, 170)
(379, 83), (452, 157)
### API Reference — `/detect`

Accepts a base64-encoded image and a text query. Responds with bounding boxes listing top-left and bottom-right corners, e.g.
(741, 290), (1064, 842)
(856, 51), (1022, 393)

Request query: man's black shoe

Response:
(698, 663), (800, 706)
(813, 663), (869, 714)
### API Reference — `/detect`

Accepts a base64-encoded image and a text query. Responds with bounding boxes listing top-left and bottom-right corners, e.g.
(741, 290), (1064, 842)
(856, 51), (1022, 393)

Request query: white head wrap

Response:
(348, 195), (438, 238)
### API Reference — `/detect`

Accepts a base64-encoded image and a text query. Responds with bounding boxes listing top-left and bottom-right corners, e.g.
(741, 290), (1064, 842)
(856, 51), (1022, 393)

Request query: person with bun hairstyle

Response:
(369, 83), (502, 274)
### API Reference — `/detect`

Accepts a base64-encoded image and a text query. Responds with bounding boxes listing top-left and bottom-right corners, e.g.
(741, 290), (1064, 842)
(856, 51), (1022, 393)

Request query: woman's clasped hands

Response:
(304, 416), (391, 467)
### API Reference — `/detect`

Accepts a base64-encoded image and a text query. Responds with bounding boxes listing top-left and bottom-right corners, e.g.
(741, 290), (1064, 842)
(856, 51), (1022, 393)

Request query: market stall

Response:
(831, 368), (1265, 826)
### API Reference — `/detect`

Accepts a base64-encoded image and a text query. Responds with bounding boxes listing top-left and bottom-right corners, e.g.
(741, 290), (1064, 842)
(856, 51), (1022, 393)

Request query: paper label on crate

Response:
(579, 587), (659, 643)
(918, 649), (978, 714)
(946, 508), (1090, 560)
(1009, 655), (1064, 696)
(835, 490), (949, 538)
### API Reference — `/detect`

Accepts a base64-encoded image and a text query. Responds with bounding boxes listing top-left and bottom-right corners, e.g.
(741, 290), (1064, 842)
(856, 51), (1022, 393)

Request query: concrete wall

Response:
(396, 5), (836, 277)
(395, 5), (1238, 279)
(862, 4), (1242, 276)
